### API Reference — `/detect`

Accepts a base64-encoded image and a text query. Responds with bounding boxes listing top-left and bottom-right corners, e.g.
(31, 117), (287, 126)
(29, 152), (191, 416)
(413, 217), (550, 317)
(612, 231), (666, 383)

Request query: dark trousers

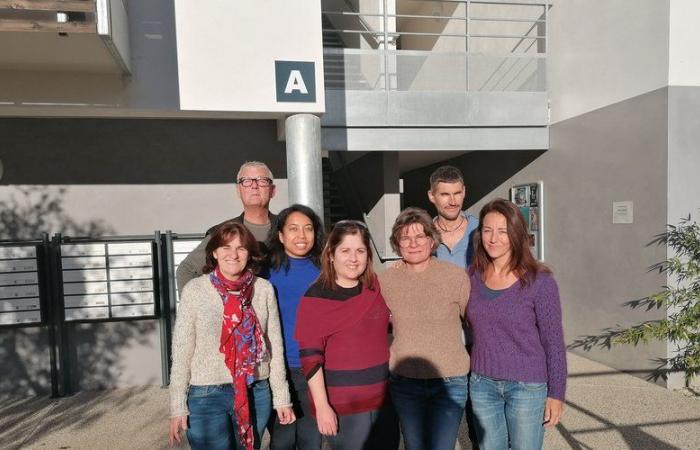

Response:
(270, 367), (322, 450)
(327, 404), (399, 450)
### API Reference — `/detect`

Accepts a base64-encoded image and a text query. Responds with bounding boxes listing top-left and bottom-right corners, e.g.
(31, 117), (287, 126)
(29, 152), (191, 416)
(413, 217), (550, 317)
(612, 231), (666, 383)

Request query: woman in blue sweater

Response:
(266, 204), (325, 450)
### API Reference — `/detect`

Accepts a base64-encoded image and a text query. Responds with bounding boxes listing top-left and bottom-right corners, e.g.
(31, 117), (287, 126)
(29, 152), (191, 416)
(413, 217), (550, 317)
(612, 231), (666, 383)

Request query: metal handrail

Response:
(323, 47), (546, 58)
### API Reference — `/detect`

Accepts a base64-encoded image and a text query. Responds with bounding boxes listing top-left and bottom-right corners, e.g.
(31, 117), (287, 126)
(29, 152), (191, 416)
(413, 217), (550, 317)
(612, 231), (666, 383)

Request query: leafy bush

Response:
(570, 214), (700, 386)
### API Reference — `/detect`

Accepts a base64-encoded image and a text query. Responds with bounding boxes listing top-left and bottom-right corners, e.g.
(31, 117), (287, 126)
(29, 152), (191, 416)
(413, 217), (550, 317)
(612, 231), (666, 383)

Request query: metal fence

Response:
(0, 232), (203, 397)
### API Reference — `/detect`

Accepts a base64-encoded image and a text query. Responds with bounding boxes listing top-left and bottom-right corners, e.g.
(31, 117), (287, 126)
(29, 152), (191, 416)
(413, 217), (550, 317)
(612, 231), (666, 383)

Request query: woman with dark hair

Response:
(265, 204), (324, 450)
(294, 221), (397, 450)
(169, 221), (294, 450)
(467, 198), (566, 450)
(380, 207), (471, 450)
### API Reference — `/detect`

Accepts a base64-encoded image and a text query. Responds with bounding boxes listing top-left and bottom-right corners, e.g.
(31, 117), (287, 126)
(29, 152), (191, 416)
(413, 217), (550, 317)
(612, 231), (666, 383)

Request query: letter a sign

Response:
(275, 61), (316, 103)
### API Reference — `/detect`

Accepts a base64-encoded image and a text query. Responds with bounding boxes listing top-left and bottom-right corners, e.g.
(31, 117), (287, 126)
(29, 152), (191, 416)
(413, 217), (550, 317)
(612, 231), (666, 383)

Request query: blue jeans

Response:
(186, 380), (272, 450)
(469, 373), (547, 450)
(389, 373), (468, 450)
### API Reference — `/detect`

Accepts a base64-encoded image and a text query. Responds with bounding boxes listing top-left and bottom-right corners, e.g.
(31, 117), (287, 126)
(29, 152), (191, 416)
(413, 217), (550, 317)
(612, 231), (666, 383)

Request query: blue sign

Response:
(275, 61), (316, 103)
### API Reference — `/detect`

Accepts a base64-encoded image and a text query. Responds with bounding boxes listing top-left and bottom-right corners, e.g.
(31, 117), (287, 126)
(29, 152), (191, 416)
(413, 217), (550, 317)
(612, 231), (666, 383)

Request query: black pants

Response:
(327, 404), (399, 450)
(270, 367), (322, 450)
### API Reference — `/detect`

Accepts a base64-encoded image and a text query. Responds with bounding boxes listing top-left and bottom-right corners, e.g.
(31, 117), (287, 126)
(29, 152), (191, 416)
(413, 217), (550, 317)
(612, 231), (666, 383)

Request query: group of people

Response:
(168, 161), (567, 450)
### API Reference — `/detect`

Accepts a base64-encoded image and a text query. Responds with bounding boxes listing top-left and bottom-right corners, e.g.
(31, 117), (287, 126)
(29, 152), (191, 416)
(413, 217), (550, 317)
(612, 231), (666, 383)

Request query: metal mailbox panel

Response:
(0, 284), (40, 299)
(0, 297), (41, 311)
(108, 255), (152, 268)
(109, 267), (153, 280)
(62, 282), (109, 296)
(0, 271), (39, 286)
(64, 307), (110, 321)
(61, 244), (106, 256)
(62, 269), (108, 283)
(173, 240), (201, 253)
(0, 310), (42, 325)
(110, 279), (153, 293)
(107, 242), (152, 255)
(0, 246), (36, 259)
(111, 304), (155, 318)
(63, 295), (110, 308)
(61, 256), (107, 270)
(110, 292), (153, 306)
(0, 259), (38, 272)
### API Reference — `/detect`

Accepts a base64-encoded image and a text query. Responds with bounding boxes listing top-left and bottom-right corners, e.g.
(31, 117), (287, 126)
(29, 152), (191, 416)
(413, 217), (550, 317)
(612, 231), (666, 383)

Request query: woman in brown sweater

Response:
(379, 207), (471, 450)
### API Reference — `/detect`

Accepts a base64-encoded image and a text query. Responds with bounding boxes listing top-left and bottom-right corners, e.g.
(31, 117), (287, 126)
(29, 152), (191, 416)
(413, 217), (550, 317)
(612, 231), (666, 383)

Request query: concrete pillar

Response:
(285, 114), (324, 222)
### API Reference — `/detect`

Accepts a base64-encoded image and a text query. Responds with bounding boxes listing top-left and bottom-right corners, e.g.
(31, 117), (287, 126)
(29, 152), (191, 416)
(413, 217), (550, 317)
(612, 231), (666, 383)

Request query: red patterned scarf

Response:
(209, 267), (267, 450)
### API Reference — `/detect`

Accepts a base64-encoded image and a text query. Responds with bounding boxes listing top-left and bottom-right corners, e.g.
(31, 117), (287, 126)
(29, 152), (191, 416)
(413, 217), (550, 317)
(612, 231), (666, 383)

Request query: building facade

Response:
(0, 0), (698, 394)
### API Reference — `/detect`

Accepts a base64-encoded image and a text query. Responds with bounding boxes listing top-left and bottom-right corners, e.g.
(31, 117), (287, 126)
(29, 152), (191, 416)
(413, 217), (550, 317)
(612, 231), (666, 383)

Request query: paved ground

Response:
(1, 353), (698, 450)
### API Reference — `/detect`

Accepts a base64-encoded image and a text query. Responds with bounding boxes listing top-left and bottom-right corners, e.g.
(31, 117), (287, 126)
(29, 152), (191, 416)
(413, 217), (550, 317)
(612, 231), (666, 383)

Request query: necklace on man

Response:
(436, 215), (465, 233)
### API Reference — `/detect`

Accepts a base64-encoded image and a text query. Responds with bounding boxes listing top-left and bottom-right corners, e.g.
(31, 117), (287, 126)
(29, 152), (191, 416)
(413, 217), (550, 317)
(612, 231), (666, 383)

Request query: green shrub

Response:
(570, 214), (700, 386)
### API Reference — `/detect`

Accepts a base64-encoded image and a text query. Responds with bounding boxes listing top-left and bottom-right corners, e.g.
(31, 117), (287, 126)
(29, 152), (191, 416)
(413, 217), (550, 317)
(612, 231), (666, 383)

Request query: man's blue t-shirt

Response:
(435, 211), (479, 269)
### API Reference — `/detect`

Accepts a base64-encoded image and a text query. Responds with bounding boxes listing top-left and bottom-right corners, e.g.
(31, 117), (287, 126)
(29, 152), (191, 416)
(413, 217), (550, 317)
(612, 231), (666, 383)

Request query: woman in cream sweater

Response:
(168, 221), (294, 450)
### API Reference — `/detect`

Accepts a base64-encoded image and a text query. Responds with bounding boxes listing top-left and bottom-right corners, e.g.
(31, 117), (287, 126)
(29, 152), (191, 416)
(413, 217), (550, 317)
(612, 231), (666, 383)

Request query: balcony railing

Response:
(324, 48), (545, 92)
(322, 0), (549, 92)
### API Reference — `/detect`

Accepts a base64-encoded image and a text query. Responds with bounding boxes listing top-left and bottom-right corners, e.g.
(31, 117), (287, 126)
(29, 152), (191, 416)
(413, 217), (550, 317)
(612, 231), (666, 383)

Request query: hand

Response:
(315, 403), (338, 436)
(169, 416), (188, 446)
(543, 397), (563, 427)
(277, 406), (296, 425)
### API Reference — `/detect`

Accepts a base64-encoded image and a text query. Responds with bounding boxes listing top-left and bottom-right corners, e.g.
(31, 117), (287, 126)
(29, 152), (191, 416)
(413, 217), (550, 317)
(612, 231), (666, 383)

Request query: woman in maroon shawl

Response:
(294, 220), (398, 450)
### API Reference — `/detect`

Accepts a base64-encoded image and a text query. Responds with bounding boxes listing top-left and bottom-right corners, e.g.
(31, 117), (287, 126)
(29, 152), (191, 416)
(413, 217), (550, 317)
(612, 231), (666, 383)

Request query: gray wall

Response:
(67, 321), (162, 391)
(666, 86), (700, 388)
(402, 89), (670, 383)
(0, 327), (51, 395)
(0, 118), (290, 237)
(479, 89), (669, 381)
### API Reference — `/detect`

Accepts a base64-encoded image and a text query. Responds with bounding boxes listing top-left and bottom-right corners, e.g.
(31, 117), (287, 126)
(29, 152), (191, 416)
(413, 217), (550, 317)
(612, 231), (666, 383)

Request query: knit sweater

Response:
(294, 281), (390, 416)
(379, 258), (470, 378)
(268, 257), (320, 368)
(467, 270), (567, 401)
(169, 275), (291, 417)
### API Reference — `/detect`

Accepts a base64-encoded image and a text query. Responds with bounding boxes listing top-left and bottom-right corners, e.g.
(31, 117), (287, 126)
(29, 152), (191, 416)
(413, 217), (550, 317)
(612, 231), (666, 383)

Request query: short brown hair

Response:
(429, 165), (464, 191)
(389, 207), (441, 254)
(203, 221), (263, 275)
(318, 221), (376, 290)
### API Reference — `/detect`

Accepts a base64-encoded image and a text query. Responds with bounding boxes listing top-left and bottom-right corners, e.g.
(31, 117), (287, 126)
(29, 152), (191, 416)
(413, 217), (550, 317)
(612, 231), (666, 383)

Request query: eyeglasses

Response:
(398, 234), (430, 248)
(238, 177), (273, 187)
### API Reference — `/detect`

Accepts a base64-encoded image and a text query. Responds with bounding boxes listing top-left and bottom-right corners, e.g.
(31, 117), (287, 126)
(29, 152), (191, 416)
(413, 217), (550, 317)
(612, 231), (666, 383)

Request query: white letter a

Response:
(284, 70), (308, 94)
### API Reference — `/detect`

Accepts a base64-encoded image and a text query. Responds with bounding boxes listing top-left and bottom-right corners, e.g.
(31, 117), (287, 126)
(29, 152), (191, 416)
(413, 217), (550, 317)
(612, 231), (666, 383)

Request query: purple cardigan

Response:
(467, 270), (567, 401)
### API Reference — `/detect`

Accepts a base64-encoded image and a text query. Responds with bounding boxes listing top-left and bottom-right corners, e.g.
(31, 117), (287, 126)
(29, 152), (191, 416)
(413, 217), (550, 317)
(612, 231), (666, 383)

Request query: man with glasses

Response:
(176, 161), (278, 291)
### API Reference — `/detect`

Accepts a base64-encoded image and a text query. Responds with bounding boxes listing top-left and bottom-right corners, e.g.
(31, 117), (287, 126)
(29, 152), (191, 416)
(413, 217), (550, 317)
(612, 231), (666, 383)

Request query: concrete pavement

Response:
(1, 353), (698, 450)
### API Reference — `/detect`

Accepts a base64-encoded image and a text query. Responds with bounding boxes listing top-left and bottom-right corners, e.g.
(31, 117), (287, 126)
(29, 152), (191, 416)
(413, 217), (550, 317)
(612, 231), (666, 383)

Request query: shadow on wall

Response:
(0, 186), (113, 239)
(0, 187), (157, 397)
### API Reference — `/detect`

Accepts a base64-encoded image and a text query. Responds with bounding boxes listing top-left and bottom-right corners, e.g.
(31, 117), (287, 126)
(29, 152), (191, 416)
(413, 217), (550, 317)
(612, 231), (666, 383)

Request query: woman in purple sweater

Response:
(467, 199), (566, 450)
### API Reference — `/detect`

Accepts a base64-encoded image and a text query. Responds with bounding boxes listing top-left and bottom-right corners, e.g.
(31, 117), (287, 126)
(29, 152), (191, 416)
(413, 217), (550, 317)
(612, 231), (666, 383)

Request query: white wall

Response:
(668, 0), (700, 87)
(0, 183), (290, 237)
(548, 0), (670, 124)
(175, 0), (325, 114)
